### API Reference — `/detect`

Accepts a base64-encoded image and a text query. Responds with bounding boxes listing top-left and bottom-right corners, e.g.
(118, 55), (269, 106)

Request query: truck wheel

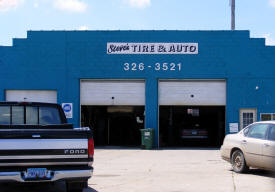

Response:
(231, 150), (249, 173)
(66, 180), (88, 192)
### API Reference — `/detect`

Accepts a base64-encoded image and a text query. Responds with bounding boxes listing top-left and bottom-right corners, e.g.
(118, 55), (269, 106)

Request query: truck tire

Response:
(66, 180), (88, 192)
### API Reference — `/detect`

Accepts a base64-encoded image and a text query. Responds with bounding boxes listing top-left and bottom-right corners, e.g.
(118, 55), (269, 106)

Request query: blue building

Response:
(0, 30), (275, 147)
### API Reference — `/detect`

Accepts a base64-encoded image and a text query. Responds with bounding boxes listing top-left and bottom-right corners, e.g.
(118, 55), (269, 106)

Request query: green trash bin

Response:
(140, 128), (154, 149)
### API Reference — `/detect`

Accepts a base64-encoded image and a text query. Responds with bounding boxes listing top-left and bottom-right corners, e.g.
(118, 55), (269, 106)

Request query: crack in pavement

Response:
(232, 171), (237, 192)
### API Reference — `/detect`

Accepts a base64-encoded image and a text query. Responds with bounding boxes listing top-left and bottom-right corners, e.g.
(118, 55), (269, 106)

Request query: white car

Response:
(221, 121), (275, 173)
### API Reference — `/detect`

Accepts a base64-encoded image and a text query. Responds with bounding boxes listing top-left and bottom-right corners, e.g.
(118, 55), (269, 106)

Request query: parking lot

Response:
(1, 148), (274, 192)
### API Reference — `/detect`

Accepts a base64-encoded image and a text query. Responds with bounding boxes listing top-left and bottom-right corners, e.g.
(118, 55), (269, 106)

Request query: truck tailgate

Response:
(0, 129), (92, 167)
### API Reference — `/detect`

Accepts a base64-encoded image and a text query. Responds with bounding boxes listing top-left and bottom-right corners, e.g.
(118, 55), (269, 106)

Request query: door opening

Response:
(81, 106), (144, 146)
(159, 106), (225, 147)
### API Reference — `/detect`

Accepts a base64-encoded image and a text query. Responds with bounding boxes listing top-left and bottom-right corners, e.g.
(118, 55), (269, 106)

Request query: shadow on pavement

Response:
(0, 182), (65, 192)
(0, 182), (99, 192)
(85, 187), (99, 192)
(95, 146), (220, 151)
(248, 169), (275, 178)
(230, 169), (275, 179)
(95, 146), (141, 150)
(158, 147), (220, 150)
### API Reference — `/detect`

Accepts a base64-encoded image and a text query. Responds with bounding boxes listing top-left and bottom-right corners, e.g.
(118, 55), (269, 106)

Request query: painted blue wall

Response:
(0, 30), (275, 147)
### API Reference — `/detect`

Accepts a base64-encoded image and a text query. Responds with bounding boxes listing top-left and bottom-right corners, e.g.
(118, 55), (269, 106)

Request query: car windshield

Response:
(0, 105), (61, 125)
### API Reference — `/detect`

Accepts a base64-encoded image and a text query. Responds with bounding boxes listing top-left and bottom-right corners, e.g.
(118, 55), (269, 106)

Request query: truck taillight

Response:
(88, 138), (94, 158)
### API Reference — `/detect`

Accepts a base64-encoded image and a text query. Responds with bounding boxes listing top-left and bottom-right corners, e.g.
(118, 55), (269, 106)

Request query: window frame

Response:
(260, 113), (275, 121)
(239, 108), (257, 130)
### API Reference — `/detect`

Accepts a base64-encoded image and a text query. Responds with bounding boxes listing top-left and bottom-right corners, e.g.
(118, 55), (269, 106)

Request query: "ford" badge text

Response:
(64, 149), (86, 155)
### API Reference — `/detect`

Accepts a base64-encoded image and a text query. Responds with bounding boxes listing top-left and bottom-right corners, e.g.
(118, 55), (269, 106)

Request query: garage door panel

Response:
(6, 90), (57, 103)
(80, 80), (145, 106)
(159, 81), (226, 105)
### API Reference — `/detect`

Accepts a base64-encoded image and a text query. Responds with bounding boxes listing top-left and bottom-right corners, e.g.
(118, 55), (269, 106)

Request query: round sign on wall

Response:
(63, 104), (71, 112)
(62, 103), (73, 118)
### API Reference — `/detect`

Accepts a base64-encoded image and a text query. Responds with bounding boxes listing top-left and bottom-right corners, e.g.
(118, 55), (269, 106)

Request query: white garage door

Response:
(159, 80), (226, 105)
(80, 80), (145, 105)
(6, 90), (57, 103)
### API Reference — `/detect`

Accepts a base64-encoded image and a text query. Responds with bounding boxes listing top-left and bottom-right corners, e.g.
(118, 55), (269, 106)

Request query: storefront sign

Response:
(107, 43), (198, 54)
(62, 103), (73, 118)
(229, 123), (239, 133)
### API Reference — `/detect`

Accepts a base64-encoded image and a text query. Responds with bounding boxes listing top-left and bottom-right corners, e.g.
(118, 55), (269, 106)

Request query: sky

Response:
(0, 0), (275, 46)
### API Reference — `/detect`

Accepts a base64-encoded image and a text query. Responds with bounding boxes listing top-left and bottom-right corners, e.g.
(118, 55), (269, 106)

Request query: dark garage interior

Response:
(81, 106), (145, 146)
(159, 106), (225, 147)
(82, 105), (225, 147)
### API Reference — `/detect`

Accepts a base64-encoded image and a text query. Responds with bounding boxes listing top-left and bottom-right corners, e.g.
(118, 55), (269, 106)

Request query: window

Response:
(243, 113), (254, 128)
(267, 125), (275, 141)
(243, 126), (250, 136)
(187, 109), (199, 116)
(0, 106), (10, 124)
(247, 124), (269, 139)
(261, 113), (275, 121)
(240, 109), (257, 129)
(0, 105), (62, 125)
(26, 106), (38, 124)
(39, 106), (61, 125)
(12, 106), (24, 124)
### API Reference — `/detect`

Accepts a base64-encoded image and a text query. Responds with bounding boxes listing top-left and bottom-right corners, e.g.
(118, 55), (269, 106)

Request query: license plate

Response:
(144, 132), (150, 136)
(191, 130), (198, 135)
(26, 168), (48, 179)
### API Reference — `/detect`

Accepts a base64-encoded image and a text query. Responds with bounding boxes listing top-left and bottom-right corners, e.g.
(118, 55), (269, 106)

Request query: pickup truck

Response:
(0, 102), (94, 192)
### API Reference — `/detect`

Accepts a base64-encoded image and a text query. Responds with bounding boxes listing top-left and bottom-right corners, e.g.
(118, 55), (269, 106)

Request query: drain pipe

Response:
(230, 0), (235, 30)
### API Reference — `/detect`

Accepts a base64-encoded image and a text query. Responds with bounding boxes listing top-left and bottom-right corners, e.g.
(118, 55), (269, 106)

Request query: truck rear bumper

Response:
(0, 168), (93, 183)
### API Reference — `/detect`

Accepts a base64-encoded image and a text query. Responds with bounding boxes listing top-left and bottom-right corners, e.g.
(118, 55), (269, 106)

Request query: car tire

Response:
(231, 149), (249, 173)
(66, 180), (88, 192)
